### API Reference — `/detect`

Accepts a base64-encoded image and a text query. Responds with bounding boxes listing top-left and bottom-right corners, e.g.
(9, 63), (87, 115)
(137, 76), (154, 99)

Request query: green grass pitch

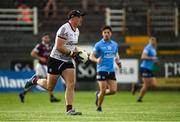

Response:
(0, 91), (180, 122)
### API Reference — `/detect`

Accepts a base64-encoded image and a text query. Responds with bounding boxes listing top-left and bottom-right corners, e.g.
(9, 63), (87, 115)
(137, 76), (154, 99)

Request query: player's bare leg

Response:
(19, 75), (38, 103)
(19, 75), (60, 103)
(150, 78), (157, 87)
(62, 68), (82, 115)
(137, 80), (147, 102)
(96, 81), (107, 112)
(37, 79), (47, 89)
(131, 83), (137, 95)
(62, 69), (75, 109)
(131, 80), (142, 95)
(37, 78), (60, 102)
(105, 80), (117, 95)
(46, 74), (61, 102)
(137, 78), (156, 102)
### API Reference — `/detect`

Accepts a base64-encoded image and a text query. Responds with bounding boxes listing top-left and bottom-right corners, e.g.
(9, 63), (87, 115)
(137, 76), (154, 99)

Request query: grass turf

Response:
(0, 91), (180, 122)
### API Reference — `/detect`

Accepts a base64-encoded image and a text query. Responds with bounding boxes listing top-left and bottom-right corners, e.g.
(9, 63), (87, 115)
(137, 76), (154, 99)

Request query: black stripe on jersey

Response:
(58, 36), (66, 40)
(68, 22), (76, 32)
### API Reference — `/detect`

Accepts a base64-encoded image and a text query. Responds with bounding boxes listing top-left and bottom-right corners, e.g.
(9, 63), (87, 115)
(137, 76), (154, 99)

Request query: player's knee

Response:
(110, 89), (117, 95)
(99, 90), (106, 95)
(66, 81), (75, 88)
(108, 88), (117, 95)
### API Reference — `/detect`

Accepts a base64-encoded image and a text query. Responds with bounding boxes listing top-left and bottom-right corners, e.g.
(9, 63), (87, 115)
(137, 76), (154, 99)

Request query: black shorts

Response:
(140, 68), (154, 78)
(96, 71), (116, 81)
(47, 57), (74, 75)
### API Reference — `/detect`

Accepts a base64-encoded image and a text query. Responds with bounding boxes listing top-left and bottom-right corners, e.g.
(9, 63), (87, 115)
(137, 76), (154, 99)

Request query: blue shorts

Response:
(140, 68), (154, 78)
(96, 71), (116, 81)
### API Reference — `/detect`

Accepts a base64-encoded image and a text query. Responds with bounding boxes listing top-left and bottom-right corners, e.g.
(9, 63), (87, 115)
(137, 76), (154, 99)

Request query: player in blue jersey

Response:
(137, 36), (158, 102)
(89, 26), (121, 112)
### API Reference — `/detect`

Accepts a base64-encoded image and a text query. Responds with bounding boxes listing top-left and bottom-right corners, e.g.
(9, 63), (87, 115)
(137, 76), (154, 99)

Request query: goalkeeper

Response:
(23, 10), (85, 115)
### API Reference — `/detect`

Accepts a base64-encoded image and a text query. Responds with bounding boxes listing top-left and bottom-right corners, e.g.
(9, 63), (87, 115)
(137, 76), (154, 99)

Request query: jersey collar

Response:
(148, 43), (155, 48)
(42, 41), (50, 47)
(101, 38), (112, 43)
(68, 22), (76, 32)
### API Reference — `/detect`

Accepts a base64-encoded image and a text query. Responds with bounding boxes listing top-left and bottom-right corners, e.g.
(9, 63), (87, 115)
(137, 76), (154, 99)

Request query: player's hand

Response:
(115, 59), (121, 68)
(154, 58), (160, 65)
(70, 51), (83, 63)
(116, 62), (121, 68)
(96, 58), (102, 64)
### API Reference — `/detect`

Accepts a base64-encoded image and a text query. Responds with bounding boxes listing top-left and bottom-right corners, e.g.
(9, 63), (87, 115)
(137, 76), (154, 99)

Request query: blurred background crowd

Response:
(0, 0), (179, 91)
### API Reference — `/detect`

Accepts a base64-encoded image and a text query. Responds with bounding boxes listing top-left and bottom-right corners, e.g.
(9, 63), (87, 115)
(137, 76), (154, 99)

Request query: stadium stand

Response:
(0, 0), (180, 69)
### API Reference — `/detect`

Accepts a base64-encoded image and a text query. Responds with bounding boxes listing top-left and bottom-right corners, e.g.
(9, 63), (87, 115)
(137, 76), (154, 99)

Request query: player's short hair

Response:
(41, 32), (50, 37)
(149, 36), (157, 42)
(101, 25), (112, 32)
(68, 10), (85, 20)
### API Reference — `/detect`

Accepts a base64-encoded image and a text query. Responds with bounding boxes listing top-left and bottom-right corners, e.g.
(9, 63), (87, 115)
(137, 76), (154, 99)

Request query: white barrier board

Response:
(115, 59), (139, 83)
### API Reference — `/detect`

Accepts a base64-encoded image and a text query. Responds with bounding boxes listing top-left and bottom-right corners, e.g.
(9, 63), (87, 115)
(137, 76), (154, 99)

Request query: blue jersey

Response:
(93, 39), (118, 72)
(140, 43), (157, 70)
